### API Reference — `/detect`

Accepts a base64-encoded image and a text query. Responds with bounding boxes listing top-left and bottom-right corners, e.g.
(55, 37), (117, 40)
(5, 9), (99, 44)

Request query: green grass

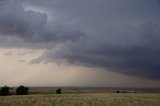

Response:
(0, 93), (160, 106)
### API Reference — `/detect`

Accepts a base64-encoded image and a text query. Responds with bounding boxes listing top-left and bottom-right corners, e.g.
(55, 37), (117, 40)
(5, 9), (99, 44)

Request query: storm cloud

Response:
(0, 0), (84, 43)
(0, 0), (160, 79)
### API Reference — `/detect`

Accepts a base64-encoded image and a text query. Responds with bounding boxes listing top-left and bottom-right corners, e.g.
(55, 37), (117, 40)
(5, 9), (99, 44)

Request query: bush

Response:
(1, 85), (11, 96)
(122, 91), (127, 93)
(56, 88), (62, 94)
(116, 91), (120, 93)
(16, 85), (29, 95)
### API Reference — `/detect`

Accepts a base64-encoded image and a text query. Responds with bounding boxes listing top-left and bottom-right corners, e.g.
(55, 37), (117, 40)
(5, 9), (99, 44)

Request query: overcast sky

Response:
(0, 0), (160, 87)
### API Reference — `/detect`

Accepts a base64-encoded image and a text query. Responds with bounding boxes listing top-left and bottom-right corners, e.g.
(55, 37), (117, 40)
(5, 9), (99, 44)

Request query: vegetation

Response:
(56, 88), (62, 94)
(0, 86), (159, 106)
(16, 85), (29, 95)
(0, 93), (160, 106)
(0, 85), (11, 96)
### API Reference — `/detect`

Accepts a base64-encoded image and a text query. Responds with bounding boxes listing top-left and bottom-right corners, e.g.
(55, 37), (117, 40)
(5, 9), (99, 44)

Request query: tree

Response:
(116, 91), (120, 93)
(56, 88), (62, 94)
(1, 85), (11, 96)
(16, 85), (29, 95)
(0, 89), (1, 96)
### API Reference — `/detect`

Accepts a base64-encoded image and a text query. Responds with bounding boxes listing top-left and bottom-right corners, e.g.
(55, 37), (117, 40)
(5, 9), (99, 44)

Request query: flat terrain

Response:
(0, 93), (160, 106)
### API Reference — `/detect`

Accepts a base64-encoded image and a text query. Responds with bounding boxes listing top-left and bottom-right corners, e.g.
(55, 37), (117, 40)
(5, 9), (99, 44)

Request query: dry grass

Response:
(0, 93), (160, 106)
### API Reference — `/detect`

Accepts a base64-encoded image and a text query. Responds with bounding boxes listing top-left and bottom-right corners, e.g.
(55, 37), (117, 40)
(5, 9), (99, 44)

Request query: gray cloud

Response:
(30, 23), (160, 79)
(0, 0), (85, 43)
(0, 0), (47, 41)
(0, 0), (160, 79)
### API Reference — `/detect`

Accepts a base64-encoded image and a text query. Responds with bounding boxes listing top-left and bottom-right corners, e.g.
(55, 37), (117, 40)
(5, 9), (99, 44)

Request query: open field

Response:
(0, 93), (160, 106)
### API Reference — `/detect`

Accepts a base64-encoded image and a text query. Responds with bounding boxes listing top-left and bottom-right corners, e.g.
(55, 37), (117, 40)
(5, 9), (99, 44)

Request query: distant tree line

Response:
(0, 85), (29, 96)
(0, 85), (63, 96)
(116, 90), (137, 93)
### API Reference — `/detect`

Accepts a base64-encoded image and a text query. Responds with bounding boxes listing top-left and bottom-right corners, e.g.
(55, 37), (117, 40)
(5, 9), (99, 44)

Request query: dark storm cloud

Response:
(0, 0), (160, 79)
(0, 0), (84, 43)
(31, 23), (160, 79)
(0, 0), (47, 41)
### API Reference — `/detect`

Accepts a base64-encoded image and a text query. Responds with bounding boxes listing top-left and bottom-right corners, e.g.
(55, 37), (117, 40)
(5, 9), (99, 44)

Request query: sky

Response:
(0, 0), (160, 87)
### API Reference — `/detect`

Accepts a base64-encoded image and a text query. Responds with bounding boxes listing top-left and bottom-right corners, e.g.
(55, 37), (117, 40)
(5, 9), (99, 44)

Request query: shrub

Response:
(116, 91), (120, 93)
(56, 88), (62, 94)
(16, 85), (29, 95)
(1, 85), (11, 96)
(122, 91), (127, 93)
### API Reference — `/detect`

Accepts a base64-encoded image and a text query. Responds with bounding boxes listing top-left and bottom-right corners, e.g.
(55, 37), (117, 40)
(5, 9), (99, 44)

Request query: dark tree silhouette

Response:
(134, 91), (137, 93)
(116, 91), (120, 93)
(56, 88), (62, 94)
(0, 89), (1, 96)
(16, 85), (29, 95)
(1, 85), (11, 96)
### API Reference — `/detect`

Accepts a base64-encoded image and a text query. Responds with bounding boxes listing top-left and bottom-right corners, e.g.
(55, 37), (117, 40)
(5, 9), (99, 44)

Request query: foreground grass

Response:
(0, 93), (160, 106)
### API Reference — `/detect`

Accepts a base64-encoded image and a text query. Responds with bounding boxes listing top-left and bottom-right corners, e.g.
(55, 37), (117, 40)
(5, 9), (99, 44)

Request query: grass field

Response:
(0, 93), (160, 106)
